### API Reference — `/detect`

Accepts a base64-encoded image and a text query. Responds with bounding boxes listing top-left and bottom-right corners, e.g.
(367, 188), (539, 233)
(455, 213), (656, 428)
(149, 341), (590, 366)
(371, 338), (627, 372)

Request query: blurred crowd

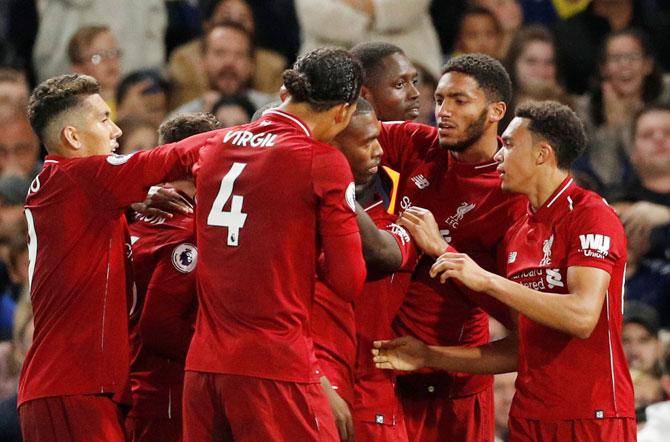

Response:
(0, 0), (669, 440)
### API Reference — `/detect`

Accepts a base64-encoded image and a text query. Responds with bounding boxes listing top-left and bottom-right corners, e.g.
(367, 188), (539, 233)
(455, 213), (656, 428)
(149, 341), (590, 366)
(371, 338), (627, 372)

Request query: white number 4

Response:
(207, 162), (248, 246)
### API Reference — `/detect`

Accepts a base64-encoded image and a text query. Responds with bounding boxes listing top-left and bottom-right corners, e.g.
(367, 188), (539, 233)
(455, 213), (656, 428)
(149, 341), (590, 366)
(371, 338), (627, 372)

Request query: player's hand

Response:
(429, 252), (491, 292)
(321, 378), (354, 442)
(130, 186), (193, 218)
(397, 206), (448, 258)
(372, 336), (429, 371)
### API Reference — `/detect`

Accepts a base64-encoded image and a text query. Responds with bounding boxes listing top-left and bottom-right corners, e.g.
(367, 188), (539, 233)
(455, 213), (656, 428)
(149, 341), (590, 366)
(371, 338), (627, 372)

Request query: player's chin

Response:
(404, 106), (420, 120)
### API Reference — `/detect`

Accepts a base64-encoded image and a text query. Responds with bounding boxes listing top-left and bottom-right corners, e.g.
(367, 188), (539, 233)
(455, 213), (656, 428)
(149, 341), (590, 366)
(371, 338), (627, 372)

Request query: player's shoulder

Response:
(566, 186), (623, 232)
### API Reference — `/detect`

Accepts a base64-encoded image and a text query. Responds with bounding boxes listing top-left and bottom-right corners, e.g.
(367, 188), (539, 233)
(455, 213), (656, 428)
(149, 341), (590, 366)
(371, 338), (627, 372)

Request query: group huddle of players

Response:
(16, 42), (635, 442)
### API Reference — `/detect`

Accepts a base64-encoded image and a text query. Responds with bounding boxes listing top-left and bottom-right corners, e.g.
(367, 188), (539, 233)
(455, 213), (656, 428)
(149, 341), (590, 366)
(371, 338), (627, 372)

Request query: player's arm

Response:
(430, 254), (610, 339)
(355, 202), (403, 275)
(320, 376), (354, 442)
(138, 255), (197, 361)
(320, 232), (366, 302)
(372, 332), (518, 374)
(396, 206), (448, 258)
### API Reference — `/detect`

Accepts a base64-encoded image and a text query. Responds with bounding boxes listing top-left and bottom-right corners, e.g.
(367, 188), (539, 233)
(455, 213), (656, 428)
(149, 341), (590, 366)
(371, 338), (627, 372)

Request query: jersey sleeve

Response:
(312, 144), (359, 237)
(383, 222), (419, 271)
(70, 131), (214, 211)
(567, 203), (626, 274)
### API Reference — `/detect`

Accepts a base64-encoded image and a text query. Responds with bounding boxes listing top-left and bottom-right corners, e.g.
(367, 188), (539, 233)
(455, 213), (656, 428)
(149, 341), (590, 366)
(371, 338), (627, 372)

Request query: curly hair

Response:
(350, 42), (405, 86)
(442, 53), (512, 104)
(158, 112), (223, 144)
(282, 48), (363, 112)
(516, 100), (588, 169)
(27, 73), (100, 148)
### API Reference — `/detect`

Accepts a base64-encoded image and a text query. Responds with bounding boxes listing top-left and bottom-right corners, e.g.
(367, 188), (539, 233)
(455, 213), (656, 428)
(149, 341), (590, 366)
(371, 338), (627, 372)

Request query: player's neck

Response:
(450, 128), (499, 164)
(528, 168), (570, 212)
(278, 101), (337, 142)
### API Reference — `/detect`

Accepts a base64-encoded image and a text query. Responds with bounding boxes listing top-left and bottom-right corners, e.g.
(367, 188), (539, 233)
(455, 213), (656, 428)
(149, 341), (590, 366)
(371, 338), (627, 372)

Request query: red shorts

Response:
(400, 385), (494, 442)
(353, 415), (409, 442)
(508, 416), (637, 442)
(19, 395), (126, 442)
(125, 415), (182, 442)
(182, 371), (339, 442)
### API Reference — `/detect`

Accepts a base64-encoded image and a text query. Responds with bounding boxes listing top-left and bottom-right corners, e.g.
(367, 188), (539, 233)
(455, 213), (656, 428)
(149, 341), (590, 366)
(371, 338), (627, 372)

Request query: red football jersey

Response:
(127, 205), (197, 419)
(379, 121), (526, 395)
(353, 172), (419, 424)
(187, 109), (364, 383)
(19, 140), (205, 406)
(505, 177), (635, 420)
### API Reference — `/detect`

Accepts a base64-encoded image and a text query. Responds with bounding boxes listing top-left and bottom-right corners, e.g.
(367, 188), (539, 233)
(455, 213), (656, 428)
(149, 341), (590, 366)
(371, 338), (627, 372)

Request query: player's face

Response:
(496, 117), (536, 193)
(366, 53), (420, 121)
(203, 27), (253, 96)
(77, 94), (122, 156)
(516, 41), (557, 89)
(622, 322), (660, 374)
(631, 110), (670, 178)
(333, 112), (382, 186)
(434, 72), (491, 152)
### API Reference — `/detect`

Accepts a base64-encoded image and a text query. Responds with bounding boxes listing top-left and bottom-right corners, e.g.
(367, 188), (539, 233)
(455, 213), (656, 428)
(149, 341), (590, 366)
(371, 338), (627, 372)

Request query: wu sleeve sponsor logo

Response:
(579, 234), (610, 258)
(389, 223), (411, 245)
(106, 152), (136, 165)
(345, 182), (356, 212)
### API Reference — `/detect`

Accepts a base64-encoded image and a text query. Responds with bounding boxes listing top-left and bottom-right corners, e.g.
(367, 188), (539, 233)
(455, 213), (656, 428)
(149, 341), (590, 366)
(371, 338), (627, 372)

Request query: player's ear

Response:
(489, 101), (506, 123)
(62, 125), (82, 151)
(334, 102), (357, 125)
(535, 141), (554, 166)
(360, 86), (373, 102)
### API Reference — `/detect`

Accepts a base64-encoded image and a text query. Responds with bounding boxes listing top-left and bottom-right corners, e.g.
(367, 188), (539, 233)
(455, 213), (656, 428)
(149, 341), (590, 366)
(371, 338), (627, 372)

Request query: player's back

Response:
(188, 109), (356, 383)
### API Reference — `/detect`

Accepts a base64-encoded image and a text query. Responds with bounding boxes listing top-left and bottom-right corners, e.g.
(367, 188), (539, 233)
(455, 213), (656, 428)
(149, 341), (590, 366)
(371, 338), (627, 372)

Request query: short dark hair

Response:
(350, 42), (405, 86)
(442, 53), (512, 104)
(211, 94), (256, 122)
(116, 69), (168, 105)
(282, 48), (363, 112)
(27, 73), (100, 147)
(158, 112), (223, 144)
(67, 25), (111, 64)
(515, 100), (588, 169)
(201, 21), (254, 56)
(632, 102), (670, 138)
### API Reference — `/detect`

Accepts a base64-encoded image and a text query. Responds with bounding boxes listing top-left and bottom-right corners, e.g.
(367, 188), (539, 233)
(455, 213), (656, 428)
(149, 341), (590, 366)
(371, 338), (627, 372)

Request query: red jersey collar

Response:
(529, 176), (576, 222)
(445, 137), (501, 175)
(263, 109), (313, 138)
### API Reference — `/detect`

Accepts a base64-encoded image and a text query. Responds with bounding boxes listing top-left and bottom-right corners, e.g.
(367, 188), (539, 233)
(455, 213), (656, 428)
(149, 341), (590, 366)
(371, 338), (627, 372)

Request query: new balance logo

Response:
(579, 234), (610, 258)
(411, 174), (430, 189)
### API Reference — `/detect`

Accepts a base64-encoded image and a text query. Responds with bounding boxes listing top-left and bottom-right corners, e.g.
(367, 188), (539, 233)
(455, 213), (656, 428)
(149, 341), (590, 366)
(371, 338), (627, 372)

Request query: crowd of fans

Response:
(0, 0), (669, 440)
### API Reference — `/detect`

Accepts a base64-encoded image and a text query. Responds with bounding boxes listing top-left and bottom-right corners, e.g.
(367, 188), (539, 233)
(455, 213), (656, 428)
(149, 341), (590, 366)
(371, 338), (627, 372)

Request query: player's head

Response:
(282, 48), (363, 142)
(350, 42), (420, 122)
(331, 98), (382, 187)
(158, 112), (224, 144)
(435, 53), (510, 151)
(28, 73), (122, 156)
(496, 100), (587, 193)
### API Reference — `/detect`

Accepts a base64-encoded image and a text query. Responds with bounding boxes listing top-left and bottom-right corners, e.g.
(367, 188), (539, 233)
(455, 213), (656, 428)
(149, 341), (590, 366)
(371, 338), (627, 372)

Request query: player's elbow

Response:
(363, 245), (402, 276)
(330, 262), (366, 302)
(569, 316), (599, 340)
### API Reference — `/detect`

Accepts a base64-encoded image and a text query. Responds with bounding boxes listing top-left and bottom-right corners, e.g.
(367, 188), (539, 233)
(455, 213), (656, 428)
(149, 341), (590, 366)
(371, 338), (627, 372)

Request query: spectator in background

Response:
(631, 369), (664, 427)
(116, 70), (169, 128)
(169, 21), (273, 118)
(638, 342), (670, 442)
(573, 29), (670, 194)
(474, 0), (524, 58)
(452, 6), (502, 59)
(32, 0), (166, 83)
(553, 0), (668, 95)
(115, 118), (159, 155)
(211, 95), (255, 127)
(493, 372), (516, 442)
(622, 301), (662, 377)
(68, 26), (122, 119)
(612, 104), (670, 326)
(414, 63), (437, 125)
(168, 0), (286, 108)
(350, 42), (420, 122)
(0, 68), (29, 110)
(0, 105), (41, 180)
(295, 0), (443, 80)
